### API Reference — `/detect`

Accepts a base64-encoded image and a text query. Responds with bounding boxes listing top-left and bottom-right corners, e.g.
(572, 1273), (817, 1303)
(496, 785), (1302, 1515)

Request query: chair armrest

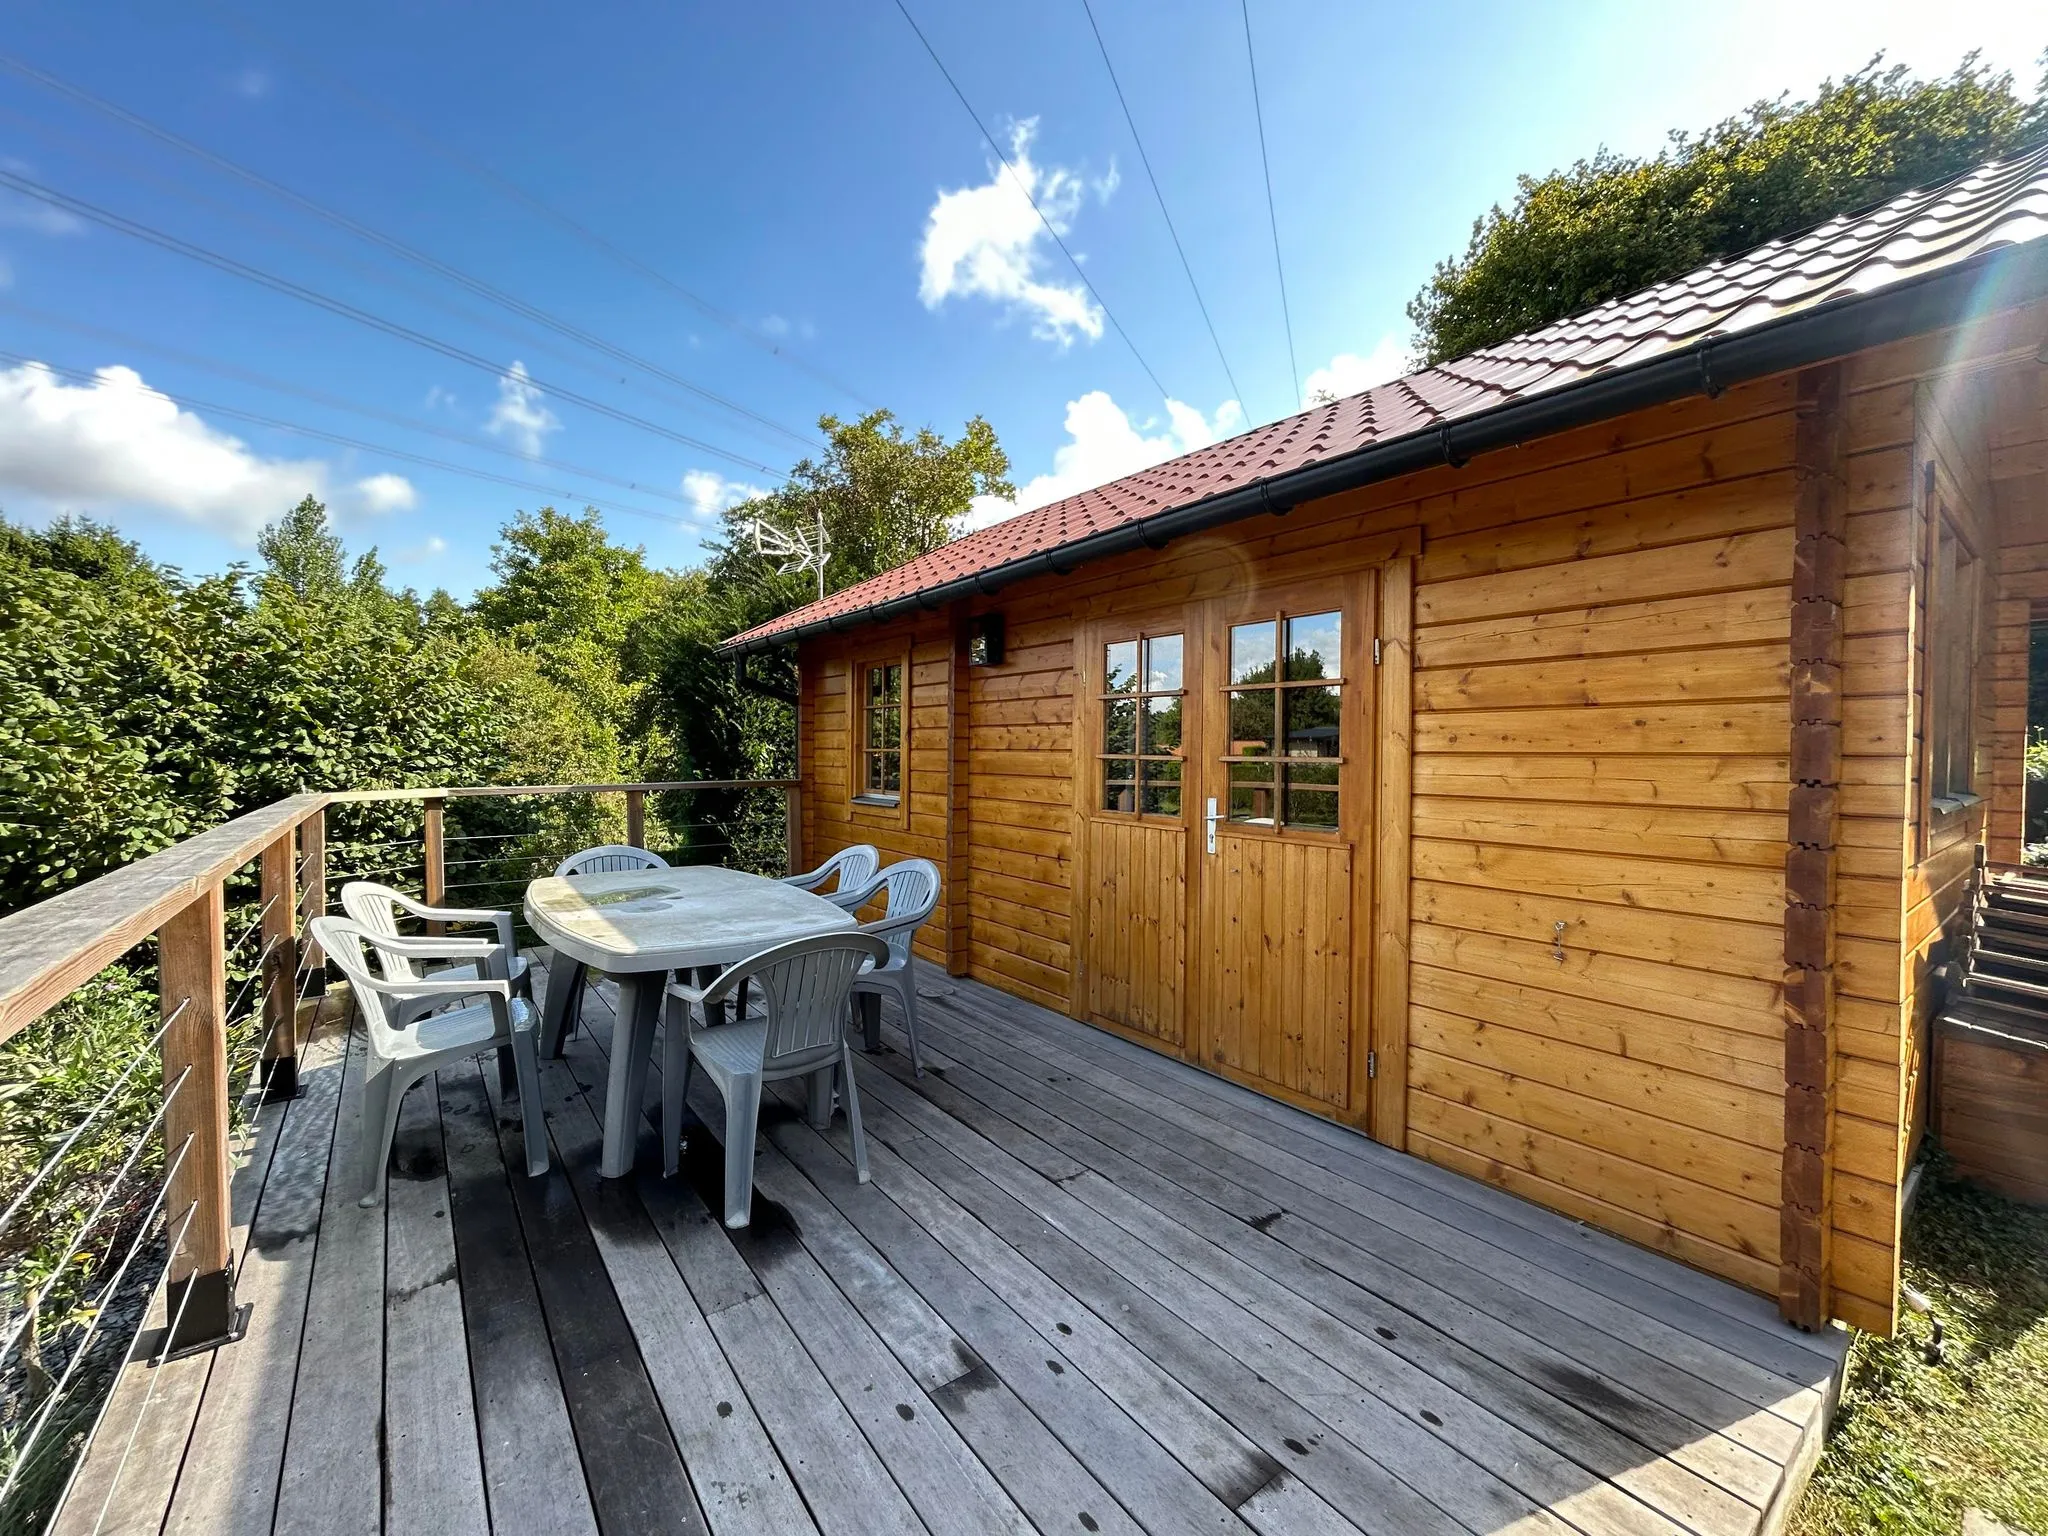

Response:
(780, 868), (827, 891)
(362, 932), (500, 961)
(832, 872), (888, 912)
(382, 891), (516, 952)
(667, 969), (745, 1010)
(859, 911), (928, 940)
(354, 972), (514, 1004)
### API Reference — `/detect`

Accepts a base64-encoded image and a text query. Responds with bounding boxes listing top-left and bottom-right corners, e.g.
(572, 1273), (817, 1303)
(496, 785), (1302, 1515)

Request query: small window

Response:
(1929, 511), (1980, 804)
(859, 662), (903, 802)
(1225, 610), (1343, 829)
(1100, 633), (1184, 817)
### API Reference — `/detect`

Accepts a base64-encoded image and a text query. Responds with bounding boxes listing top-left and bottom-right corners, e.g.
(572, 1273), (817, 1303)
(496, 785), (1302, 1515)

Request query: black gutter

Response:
(725, 236), (2048, 656)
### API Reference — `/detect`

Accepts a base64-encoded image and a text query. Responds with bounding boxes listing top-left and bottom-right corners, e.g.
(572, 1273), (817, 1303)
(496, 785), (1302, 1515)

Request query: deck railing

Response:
(0, 778), (799, 1530)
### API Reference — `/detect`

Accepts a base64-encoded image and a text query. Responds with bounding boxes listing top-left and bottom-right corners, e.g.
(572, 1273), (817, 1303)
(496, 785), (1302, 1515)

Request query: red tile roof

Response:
(730, 144), (2048, 650)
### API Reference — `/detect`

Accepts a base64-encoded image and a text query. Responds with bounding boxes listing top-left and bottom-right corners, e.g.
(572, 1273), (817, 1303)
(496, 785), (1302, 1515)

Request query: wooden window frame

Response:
(1923, 474), (1983, 848)
(851, 650), (909, 820)
(1219, 605), (1347, 836)
(1094, 628), (1189, 821)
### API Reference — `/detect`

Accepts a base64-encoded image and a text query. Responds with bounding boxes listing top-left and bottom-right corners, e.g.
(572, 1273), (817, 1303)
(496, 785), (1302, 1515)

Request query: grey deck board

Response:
(59, 963), (1848, 1536)
(909, 994), (1803, 1492)
(380, 1066), (491, 1536)
(973, 986), (1839, 1376)
(275, 1027), (385, 1536)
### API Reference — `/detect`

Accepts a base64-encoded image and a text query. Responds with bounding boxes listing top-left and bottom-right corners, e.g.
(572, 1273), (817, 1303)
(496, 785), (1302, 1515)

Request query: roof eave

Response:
(724, 236), (2048, 657)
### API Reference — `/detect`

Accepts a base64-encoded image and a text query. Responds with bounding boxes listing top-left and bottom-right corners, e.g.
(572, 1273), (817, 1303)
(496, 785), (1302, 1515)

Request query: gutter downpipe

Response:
(726, 239), (2048, 657)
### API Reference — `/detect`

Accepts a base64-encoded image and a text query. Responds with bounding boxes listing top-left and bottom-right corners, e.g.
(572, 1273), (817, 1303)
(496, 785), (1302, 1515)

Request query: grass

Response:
(1793, 1152), (2048, 1536)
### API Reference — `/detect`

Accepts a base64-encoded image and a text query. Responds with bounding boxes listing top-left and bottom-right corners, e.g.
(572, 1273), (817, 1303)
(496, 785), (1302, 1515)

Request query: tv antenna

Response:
(751, 504), (830, 600)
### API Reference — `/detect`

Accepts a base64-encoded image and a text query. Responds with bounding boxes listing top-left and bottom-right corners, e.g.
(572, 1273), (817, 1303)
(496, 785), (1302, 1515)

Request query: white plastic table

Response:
(524, 866), (857, 1177)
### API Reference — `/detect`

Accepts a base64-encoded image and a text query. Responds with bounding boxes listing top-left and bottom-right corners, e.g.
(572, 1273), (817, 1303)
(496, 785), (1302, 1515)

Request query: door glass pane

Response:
(1228, 691), (1275, 756)
(1104, 641), (1140, 693)
(1104, 698), (1137, 754)
(1144, 634), (1184, 692)
(1227, 762), (1277, 823)
(1230, 621), (1277, 684)
(1143, 695), (1182, 753)
(1102, 760), (1137, 812)
(1282, 686), (1341, 757)
(1283, 779), (1339, 829)
(1140, 759), (1182, 817)
(1284, 612), (1342, 680)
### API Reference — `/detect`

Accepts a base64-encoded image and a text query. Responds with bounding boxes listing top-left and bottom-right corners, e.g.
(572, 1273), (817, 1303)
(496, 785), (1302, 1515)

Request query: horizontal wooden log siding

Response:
(788, 296), (2048, 1332)
(799, 619), (958, 972)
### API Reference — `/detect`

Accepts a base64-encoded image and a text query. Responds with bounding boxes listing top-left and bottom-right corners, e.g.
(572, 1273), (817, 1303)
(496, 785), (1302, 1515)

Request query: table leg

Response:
(539, 957), (586, 1059)
(860, 991), (882, 1054)
(600, 973), (663, 1178)
(696, 965), (728, 1029)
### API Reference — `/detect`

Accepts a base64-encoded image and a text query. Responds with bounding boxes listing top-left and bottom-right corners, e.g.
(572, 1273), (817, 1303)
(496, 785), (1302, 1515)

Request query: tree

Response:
(705, 410), (1011, 627)
(1409, 54), (2048, 365)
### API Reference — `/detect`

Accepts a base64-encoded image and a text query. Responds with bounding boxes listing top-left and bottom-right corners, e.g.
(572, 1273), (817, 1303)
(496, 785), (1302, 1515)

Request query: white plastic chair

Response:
(338, 881), (530, 1028)
(554, 845), (671, 878)
(310, 915), (547, 1206)
(782, 844), (881, 911)
(540, 844), (670, 1059)
(662, 931), (890, 1227)
(842, 858), (941, 1076)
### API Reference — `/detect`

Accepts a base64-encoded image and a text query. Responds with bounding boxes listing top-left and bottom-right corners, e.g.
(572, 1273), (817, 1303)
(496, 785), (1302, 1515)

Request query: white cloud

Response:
(682, 468), (769, 521)
(423, 384), (457, 411)
(395, 534), (447, 563)
(0, 361), (328, 542)
(919, 119), (1108, 346)
(0, 161), (85, 237)
(354, 472), (418, 514)
(962, 389), (1244, 532)
(1301, 336), (1410, 408)
(760, 314), (790, 338)
(485, 360), (558, 457)
(235, 67), (271, 99)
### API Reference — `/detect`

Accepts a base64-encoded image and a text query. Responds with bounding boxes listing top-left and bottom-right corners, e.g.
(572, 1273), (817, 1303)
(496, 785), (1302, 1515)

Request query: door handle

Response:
(1204, 797), (1224, 855)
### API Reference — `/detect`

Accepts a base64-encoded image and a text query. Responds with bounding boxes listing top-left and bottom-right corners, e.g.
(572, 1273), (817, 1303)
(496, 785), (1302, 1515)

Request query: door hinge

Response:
(1366, 1049), (1377, 1079)
(1372, 637), (1382, 666)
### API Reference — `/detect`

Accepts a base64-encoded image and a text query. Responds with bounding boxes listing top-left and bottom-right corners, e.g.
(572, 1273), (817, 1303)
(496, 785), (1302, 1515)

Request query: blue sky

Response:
(0, 0), (2041, 595)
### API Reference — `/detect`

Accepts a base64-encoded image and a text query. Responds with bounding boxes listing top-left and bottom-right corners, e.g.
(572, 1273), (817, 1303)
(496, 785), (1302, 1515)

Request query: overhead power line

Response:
(0, 299), (728, 510)
(1239, 0), (1299, 414)
(0, 166), (784, 476)
(0, 347), (696, 530)
(0, 51), (821, 453)
(1079, 0), (1244, 410)
(198, 1), (880, 412)
(0, 102), (803, 456)
(890, 0), (1172, 403)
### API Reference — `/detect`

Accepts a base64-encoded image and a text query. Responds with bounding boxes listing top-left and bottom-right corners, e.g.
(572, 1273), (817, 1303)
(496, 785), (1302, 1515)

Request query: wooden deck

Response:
(62, 960), (1848, 1536)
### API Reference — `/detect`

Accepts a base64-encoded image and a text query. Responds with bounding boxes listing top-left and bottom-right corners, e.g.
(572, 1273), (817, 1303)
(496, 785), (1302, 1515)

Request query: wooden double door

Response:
(1074, 572), (1378, 1123)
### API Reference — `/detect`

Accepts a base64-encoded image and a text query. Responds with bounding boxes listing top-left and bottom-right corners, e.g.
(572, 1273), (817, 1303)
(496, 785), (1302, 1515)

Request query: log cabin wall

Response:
(798, 614), (957, 968)
(1989, 357), (2048, 866)
(786, 299), (2048, 1333)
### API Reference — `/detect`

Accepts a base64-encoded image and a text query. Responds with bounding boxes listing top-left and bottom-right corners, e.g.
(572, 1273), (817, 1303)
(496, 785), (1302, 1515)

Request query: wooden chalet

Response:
(729, 145), (2048, 1339)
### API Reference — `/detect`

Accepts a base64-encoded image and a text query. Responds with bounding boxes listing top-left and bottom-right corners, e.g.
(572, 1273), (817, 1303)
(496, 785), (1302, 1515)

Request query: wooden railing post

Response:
(259, 831), (300, 1100)
(784, 785), (802, 876)
(158, 883), (247, 1354)
(625, 789), (646, 851)
(299, 807), (327, 970)
(423, 797), (447, 934)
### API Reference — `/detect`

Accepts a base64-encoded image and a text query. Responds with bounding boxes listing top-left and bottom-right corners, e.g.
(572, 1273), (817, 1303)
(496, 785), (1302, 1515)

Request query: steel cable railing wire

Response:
(0, 1067), (193, 1368)
(0, 998), (188, 1249)
(219, 893), (279, 966)
(0, 1140), (196, 1505)
(59, 1192), (205, 1536)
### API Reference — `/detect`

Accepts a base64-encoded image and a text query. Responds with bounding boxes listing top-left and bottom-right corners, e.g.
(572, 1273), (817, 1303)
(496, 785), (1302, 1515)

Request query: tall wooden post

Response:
(1782, 362), (1847, 1332)
(259, 832), (300, 1100)
(159, 883), (246, 1353)
(625, 789), (646, 851)
(423, 798), (447, 934)
(784, 785), (802, 876)
(299, 808), (327, 970)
